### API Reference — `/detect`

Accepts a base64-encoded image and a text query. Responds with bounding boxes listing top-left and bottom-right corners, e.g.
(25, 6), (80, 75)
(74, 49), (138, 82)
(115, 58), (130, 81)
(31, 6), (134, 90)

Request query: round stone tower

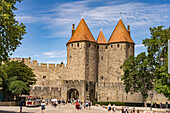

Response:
(107, 19), (135, 101)
(66, 18), (97, 101)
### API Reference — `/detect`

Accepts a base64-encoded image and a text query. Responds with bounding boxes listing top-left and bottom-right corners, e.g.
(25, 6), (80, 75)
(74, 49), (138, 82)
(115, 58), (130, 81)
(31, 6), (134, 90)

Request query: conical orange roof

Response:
(97, 30), (107, 44)
(108, 19), (134, 44)
(67, 19), (96, 44)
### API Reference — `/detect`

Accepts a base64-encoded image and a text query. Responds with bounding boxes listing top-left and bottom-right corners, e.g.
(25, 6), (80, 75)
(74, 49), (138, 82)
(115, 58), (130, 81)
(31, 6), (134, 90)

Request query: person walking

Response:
(41, 100), (45, 113)
(108, 103), (111, 112)
(112, 104), (116, 113)
(80, 102), (83, 109)
(127, 107), (129, 113)
(58, 100), (61, 109)
(54, 101), (57, 108)
(133, 107), (135, 113)
(84, 101), (86, 109)
(89, 101), (91, 110)
(19, 99), (23, 112)
(86, 101), (88, 110)
(122, 107), (124, 113)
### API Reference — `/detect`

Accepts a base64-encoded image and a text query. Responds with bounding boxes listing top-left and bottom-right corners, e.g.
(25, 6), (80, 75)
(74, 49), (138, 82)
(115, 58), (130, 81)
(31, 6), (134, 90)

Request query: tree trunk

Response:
(143, 95), (147, 107)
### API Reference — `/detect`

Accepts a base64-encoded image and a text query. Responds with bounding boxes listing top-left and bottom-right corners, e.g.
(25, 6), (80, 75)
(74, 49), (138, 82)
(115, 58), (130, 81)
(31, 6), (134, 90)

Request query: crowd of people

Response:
(75, 100), (92, 110)
(107, 103), (116, 113)
(107, 103), (137, 113)
(40, 98), (92, 112)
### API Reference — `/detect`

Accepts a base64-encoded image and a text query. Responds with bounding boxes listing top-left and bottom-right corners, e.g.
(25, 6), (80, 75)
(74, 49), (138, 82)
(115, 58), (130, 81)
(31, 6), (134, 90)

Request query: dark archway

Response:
(67, 89), (79, 100)
(90, 89), (95, 102)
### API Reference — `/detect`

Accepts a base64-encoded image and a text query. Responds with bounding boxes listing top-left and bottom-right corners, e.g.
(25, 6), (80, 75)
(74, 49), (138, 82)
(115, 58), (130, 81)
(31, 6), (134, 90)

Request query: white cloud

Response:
(15, 0), (170, 38)
(135, 44), (144, 48)
(42, 50), (67, 58)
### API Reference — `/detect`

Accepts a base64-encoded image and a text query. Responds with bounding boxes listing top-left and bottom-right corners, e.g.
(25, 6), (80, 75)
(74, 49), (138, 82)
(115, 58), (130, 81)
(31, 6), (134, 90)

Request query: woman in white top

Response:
(112, 104), (116, 113)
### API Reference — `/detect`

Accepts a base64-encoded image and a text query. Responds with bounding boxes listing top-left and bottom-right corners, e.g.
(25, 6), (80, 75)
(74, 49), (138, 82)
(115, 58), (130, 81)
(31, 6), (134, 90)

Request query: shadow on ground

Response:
(0, 110), (34, 113)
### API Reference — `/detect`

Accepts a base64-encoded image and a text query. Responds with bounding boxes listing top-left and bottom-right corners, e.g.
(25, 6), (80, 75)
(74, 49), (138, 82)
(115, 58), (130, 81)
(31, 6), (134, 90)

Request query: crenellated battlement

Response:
(9, 57), (67, 69)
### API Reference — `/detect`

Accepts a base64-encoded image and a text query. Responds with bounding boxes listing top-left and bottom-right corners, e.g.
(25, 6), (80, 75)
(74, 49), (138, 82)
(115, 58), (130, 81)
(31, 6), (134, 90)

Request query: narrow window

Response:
(43, 76), (46, 79)
(101, 56), (103, 60)
(111, 45), (113, 48)
(89, 43), (91, 47)
(105, 46), (107, 49)
(117, 44), (119, 48)
(71, 44), (73, 47)
(77, 43), (79, 47)
(97, 46), (99, 49)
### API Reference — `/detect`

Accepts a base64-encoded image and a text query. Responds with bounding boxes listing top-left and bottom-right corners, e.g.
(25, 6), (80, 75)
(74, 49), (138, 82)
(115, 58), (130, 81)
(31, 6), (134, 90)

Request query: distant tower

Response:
(97, 28), (108, 83)
(66, 18), (97, 101)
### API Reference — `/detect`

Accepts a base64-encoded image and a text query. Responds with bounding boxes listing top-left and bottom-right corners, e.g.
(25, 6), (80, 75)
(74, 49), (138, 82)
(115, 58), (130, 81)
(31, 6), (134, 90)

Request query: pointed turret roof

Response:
(67, 19), (96, 44)
(97, 29), (107, 44)
(108, 19), (134, 44)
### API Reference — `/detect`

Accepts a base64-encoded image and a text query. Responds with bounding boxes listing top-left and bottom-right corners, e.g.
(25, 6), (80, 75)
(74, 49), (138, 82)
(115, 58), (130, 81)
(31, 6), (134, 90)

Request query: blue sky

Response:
(11, 0), (170, 64)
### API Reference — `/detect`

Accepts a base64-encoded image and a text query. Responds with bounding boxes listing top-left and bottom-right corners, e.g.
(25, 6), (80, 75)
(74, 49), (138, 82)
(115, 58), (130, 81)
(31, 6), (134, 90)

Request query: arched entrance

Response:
(67, 89), (79, 100)
(90, 89), (95, 101)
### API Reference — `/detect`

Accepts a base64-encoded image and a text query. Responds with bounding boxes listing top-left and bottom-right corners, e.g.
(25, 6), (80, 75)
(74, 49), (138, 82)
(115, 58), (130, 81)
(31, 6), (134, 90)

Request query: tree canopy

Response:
(0, 0), (26, 64)
(121, 26), (170, 103)
(0, 61), (36, 96)
(121, 52), (154, 105)
(143, 26), (170, 99)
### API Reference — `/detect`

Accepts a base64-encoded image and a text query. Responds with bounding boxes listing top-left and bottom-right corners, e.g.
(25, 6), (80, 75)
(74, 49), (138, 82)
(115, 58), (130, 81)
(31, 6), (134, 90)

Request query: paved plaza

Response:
(0, 104), (169, 113)
(0, 104), (108, 113)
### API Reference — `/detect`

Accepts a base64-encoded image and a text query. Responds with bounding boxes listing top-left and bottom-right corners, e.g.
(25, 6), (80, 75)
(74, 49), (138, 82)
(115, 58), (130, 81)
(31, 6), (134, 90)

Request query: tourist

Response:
(54, 101), (57, 107)
(160, 102), (163, 108)
(124, 107), (126, 113)
(86, 101), (89, 110)
(58, 100), (61, 109)
(41, 100), (45, 113)
(108, 103), (111, 112)
(133, 107), (135, 113)
(89, 101), (91, 110)
(19, 99), (23, 112)
(127, 107), (129, 113)
(75, 101), (78, 109)
(112, 104), (116, 113)
(84, 101), (86, 109)
(80, 102), (83, 109)
(122, 107), (124, 113)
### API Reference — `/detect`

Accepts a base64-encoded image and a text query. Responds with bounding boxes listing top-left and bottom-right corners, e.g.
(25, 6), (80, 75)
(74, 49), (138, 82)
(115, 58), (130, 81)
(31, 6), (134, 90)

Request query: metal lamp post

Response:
(160, 57), (165, 66)
(150, 93), (153, 110)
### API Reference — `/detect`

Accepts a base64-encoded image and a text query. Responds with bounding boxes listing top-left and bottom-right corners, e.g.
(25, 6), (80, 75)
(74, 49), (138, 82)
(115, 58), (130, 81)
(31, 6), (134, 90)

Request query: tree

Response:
(121, 52), (154, 106)
(143, 26), (170, 99)
(0, 61), (36, 98)
(0, 0), (26, 65)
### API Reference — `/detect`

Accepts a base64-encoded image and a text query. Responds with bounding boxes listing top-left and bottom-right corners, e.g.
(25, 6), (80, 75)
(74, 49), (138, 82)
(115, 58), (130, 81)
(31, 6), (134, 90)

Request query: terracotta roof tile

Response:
(67, 19), (96, 44)
(108, 19), (135, 44)
(97, 30), (107, 44)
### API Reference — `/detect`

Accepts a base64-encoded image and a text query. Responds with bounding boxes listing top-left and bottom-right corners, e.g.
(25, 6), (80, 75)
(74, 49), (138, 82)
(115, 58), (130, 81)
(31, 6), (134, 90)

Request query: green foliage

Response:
(0, 0), (26, 64)
(0, 61), (36, 95)
(9, 80), (29, 95)
(142, 26), (170, 99)
(61, 61), (64, 64)
(121, 26), (170, 101)
(121, 53), (154, 102)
